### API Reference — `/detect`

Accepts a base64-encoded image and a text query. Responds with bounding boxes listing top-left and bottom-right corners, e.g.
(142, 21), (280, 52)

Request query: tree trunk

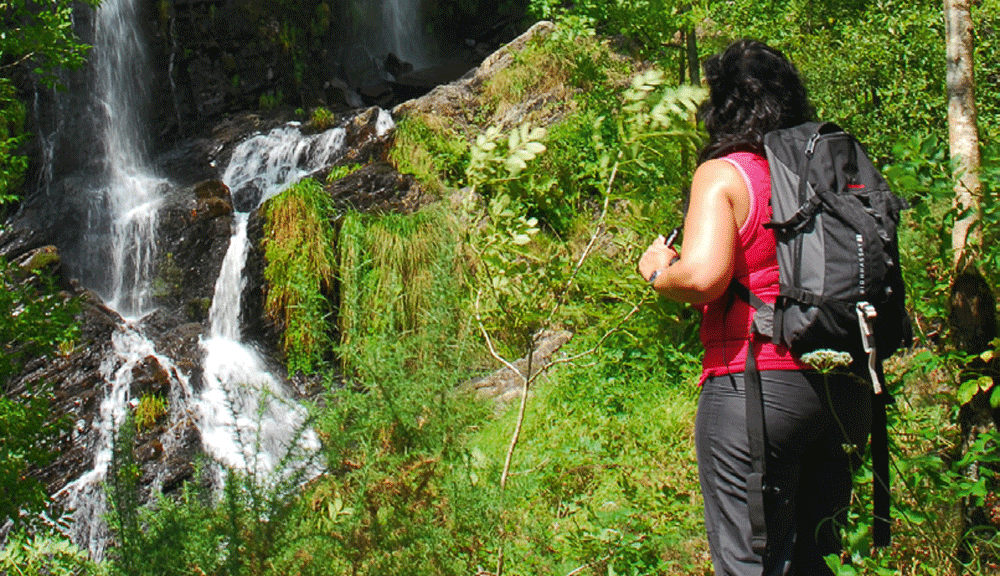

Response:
(686, 25), (699, 86)
(945, 0), (982, 269)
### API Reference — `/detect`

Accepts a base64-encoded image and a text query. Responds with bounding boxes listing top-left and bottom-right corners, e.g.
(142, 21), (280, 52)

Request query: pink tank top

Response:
(697, 151), (809, 383)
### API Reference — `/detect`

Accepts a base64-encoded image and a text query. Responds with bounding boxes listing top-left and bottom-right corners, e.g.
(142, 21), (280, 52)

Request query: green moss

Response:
(325, 163), (363, 184)
(185, 297), (212, 323)
(308, 106), (336, 131)
(134, 394), (167, 431)
(20, 249), (60, 273)
(152, 252), (183, 300)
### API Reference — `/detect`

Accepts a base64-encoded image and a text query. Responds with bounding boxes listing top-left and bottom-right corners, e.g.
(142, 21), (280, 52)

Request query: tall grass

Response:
(263, 178), (337, 375)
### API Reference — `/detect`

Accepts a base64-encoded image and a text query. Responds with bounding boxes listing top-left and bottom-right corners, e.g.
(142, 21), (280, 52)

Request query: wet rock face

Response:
(10, 293), (121, 495)
(152, 179), (234, 318)
(324, 162), (425, 213)
(144, 0), (514, 142)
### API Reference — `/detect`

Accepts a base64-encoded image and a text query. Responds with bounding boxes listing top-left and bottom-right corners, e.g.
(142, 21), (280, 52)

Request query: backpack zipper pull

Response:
(856, 302), (883, 395)
(805, 132), (821, 157)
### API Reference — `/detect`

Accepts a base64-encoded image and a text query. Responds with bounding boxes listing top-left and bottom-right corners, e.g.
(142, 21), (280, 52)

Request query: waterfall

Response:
(194, 120), (393, 479)
(55, 325), (193, 559)
(382, 0), (431, 69)
(45, 0), (401, 559)
(198, 210), (320, 479)
(51, 3), (178, 556)
(90, 0), (167, 318)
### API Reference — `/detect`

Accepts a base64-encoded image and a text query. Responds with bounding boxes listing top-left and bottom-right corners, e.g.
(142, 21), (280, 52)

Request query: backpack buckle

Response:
(856, 302), (883, 394)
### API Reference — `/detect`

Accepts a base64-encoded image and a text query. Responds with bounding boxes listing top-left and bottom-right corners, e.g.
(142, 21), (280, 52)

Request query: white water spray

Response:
(92, 0), (168, 318)
(56, 325), (192, 559)
(382, 0), (431, 69)
(195, 119), (386, 482)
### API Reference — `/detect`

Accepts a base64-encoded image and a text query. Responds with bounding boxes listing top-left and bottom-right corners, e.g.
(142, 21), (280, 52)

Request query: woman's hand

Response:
(638, 235), (678, 283)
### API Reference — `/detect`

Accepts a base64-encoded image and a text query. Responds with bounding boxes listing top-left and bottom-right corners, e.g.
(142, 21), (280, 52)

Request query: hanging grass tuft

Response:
(262, 178), (337, 375)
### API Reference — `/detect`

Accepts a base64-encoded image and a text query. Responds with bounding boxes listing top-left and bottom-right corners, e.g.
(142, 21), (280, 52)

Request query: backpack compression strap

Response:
(730, 280), (772, 557)
(857, 302), (891, 546)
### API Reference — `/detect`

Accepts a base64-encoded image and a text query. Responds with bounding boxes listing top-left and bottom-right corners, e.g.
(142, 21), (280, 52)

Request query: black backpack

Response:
(734, 122), (912, 555)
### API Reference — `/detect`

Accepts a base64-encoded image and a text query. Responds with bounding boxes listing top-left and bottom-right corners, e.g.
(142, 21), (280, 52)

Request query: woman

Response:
(637, 40), (871, 575)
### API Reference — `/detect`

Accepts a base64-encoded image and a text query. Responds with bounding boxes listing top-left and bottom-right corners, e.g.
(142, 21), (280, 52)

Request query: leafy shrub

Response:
(0, 258), (78, 529)
(308, 106), (336, 131)
(0, 529), (97, 576)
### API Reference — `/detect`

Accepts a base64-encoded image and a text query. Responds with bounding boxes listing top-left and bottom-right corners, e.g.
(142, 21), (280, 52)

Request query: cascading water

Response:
(55, 328), (192, 559)
(382, 0), (431, 69)
(48, 0), (400, 560)
(195, 119), (393, 478)
(197, 209), (320, 478)
(90, 0), (167, 318)
(53, 0), (181, 556)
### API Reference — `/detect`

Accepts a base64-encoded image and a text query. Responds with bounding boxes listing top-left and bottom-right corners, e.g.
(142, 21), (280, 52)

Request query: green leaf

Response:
(505, 156), (527, 175)
(958, 379), (980, 404)
(524, 142), (546, 154)
(978, 375), (994, 392)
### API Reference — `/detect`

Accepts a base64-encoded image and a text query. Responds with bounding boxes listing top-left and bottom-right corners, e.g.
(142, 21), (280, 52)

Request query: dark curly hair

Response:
(698, 40), (814, 163)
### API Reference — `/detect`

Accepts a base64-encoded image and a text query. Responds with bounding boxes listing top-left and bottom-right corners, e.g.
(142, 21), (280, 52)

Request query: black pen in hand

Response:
(665, 227), (681, 265)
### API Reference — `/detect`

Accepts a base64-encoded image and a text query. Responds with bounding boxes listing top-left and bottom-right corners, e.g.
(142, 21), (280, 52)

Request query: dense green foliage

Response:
(0, 0), (89, 562)
(0, 257), (78, 530)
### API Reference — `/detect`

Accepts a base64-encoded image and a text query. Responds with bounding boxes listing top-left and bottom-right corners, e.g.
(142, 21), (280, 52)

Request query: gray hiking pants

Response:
(695, 369), (872, 576)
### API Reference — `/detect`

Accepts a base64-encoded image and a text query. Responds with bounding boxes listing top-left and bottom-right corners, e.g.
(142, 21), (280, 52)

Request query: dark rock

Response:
(137, 311), (206, 391)
(324, 162), (426, 214)
(339, 106), (396, 165)
(194, 179), (231, 201)
(385, 53), (414, 78)
(8, 294), (120, 495)
(153, 181), (234, 311)
(233, 182), (263, 212)
(130, 356), (172, 398)
(150, 417), (201, 495)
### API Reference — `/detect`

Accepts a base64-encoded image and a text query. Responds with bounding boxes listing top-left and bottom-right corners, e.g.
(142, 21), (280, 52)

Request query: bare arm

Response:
(637, 159), (750, 304)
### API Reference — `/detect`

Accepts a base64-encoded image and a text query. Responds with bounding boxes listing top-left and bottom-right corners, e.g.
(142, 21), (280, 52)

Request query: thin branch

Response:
(544, 154), (621, 328)
(500, 341), (531, 490)
(474, 290), (524, 379)
(550, 298), (646, 368)
(0, 51), (37, 72)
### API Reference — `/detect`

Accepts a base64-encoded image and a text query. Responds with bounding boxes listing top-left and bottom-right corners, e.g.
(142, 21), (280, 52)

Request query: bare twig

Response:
(550, 299), (646, 369)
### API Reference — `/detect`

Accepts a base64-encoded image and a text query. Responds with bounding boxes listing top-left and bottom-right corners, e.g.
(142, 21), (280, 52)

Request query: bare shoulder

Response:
(691, 158), (745, 192)
(690, 158), (751, 224)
